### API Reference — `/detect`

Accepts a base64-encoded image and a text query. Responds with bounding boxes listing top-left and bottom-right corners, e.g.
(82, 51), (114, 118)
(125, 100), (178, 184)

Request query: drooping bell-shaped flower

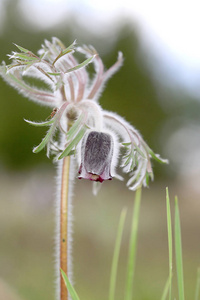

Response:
(78, 131), (113, 182)
(0, 38), (168, 192)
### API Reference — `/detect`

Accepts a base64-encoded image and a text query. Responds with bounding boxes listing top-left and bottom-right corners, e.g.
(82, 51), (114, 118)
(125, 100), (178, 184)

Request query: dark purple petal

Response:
(78, 131), (113, 182)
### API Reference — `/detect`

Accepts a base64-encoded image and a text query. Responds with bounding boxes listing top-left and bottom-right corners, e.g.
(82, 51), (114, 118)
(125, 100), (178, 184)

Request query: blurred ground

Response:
(0, 168), (200, 300)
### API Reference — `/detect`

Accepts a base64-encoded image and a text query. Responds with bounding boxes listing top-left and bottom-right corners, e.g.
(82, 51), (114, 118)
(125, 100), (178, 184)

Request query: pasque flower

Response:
(0, 38), (168, 192)
(78, 131), (114, 182)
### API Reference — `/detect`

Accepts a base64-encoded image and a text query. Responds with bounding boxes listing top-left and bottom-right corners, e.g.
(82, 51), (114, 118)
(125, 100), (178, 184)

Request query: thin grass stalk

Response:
(175, 196), (185, 300)
(124, 187), (142, 300)
(194, 268), (200, 300)
(109, 208), (127, 300)
(166, 187), (173, 300)
(161, 275), (172, 300)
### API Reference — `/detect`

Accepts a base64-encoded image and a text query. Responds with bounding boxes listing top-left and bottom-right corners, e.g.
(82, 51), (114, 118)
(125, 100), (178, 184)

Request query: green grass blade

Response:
(125, 187), (142, 300)
(60, 269), (81, 300)
(166, 187), (173, 300)
(109, 208), (127, 300)
(175, 196), (185, 300)
(195, 267), (200, 300)
(161, 275), (173, 300)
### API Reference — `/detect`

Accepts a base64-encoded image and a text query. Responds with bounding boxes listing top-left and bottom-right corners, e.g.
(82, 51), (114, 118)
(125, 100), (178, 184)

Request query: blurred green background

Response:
(0, 0), (200, 299)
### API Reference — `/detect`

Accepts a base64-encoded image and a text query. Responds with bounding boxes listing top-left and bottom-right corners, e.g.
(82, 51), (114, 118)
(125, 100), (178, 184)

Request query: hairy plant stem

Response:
(60, 155), (71, 300)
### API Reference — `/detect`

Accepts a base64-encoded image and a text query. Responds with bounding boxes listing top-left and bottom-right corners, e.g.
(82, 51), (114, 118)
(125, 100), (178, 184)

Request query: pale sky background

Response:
(9, 0), (200, 97)
(1, 0), (200, 94)
(1, 0), (200, 96)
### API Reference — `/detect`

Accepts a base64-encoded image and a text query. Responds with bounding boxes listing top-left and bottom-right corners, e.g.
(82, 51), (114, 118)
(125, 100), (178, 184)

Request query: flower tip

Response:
(7, 54), (12, 59)
(118, 51), (124, 61)
(32, 147), (37, 153)
(13, 43), (19, 50)
(78, 173), (112, 183)
(158, 156), (169, 164)
(24, 118), (29, 123)
(149, 172), (154, 181)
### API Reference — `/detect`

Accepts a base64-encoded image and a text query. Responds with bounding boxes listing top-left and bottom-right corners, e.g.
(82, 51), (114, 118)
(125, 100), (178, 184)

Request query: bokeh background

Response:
(0, 0), (200, 299)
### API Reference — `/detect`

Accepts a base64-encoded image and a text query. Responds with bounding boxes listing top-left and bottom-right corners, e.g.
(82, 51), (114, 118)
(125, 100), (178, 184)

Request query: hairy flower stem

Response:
(60, 156), (71, 300)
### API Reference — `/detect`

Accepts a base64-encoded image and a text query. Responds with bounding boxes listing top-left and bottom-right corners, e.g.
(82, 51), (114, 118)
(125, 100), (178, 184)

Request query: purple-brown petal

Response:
(78, 131), (113, 182)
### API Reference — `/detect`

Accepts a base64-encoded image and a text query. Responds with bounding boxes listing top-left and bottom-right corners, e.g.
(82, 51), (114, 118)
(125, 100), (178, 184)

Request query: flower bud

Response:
(78, 131), (113, 182)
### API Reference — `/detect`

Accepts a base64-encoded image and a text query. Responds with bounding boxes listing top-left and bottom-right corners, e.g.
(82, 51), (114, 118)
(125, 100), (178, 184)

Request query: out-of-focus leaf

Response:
(175, 196), (185, 300)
